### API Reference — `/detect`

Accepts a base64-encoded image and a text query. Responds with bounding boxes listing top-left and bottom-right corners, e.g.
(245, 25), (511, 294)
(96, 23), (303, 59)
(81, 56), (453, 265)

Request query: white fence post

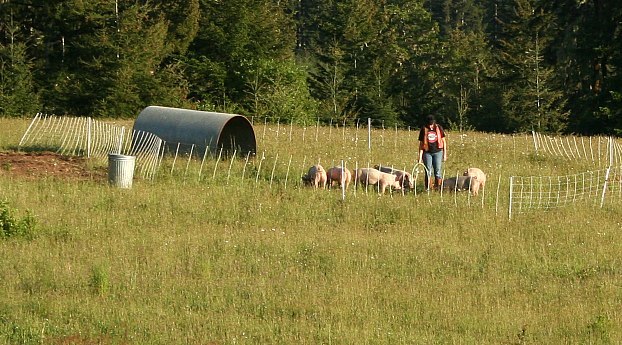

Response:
(508, 176), (514, 220)
(609, 137), (613, 168)
(226, 149), (237, 185)
(367, 118), (371, 151)
(270, 153), (279, 188)
(198, 145), (209, 180)
(315, 117), (320, 142)
(171, 142), (180, 175)
(18, 112), (41, 147)
(284, 155), (292, 190)
(341, 159), (346, 201)
(184, 144), (195, 178)
(212, 147), (223, 180)
(87, 117), (92, 158)
(531, 130), (538, 152)
(241, 151), (251, 181)
(255, 151), (265, 187)
(117, 126), (125, 154)
(601, 166), (611, 208)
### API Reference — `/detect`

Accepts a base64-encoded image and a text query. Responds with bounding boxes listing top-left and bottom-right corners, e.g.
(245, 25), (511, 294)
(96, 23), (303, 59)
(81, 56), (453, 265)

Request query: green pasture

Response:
(1, 117), (621, 344)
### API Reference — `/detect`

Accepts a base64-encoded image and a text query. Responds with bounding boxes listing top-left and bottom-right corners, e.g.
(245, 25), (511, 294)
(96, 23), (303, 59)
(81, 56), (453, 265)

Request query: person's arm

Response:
(442, 137), (447, 161)
(418, 128), (425, 163)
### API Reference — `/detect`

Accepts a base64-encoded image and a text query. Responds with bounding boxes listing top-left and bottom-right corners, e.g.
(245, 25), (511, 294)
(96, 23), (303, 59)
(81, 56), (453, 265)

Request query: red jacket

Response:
(419, 125), (444, 151)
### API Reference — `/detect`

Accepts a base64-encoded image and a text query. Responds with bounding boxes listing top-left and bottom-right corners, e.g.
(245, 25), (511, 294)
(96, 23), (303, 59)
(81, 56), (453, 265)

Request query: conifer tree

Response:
(0, 1), (41, 116)
(300, 0), (441, 126)
(186, 0), (301, 116)
(0, 41), (40, 117)
(429, 0), (495, 131)
(493, 0), (567, 132)
(302, 0), (377, 122)
(542, 0), (622, 134)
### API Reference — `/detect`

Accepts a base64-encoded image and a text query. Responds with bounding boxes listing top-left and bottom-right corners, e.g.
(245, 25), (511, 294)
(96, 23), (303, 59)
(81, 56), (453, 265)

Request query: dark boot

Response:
(425, 176), (433, 191)
(435, 178), (443, 191)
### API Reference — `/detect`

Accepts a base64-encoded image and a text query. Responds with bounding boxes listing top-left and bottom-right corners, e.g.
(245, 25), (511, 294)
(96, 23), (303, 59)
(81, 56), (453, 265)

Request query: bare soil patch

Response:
(0, 151), (107, 181)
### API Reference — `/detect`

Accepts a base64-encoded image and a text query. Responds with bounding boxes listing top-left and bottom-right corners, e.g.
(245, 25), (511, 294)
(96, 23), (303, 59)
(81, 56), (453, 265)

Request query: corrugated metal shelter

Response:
(133, 106), (256, 157)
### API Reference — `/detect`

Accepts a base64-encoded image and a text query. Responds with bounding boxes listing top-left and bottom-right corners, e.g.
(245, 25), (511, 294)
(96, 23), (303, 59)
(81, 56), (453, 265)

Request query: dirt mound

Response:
(0, 151), (107, 181)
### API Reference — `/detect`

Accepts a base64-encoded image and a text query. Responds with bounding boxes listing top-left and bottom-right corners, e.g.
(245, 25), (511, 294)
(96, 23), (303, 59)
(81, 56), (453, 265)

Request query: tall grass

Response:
(1, 117), (621, 344)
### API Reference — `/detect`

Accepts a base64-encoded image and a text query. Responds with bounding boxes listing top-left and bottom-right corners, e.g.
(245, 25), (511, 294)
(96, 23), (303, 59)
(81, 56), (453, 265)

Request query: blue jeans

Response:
(423, 151), (443, 179)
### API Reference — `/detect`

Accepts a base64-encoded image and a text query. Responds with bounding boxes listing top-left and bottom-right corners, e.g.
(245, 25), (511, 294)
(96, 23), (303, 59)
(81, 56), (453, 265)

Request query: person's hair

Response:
(426, 115), (436, 125)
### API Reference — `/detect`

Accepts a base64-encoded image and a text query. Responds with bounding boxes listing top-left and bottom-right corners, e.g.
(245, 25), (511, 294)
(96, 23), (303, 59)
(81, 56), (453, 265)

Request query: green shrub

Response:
(89, 264), (110, 297)
(0, 200), (37, 240)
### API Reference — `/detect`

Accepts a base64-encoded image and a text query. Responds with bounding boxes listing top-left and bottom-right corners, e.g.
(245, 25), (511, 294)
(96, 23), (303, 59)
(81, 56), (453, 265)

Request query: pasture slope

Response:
(1, 117), (622, 344)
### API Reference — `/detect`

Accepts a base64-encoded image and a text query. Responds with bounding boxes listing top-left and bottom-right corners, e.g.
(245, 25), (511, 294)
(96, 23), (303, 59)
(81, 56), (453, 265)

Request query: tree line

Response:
(0, 0), (620, 134)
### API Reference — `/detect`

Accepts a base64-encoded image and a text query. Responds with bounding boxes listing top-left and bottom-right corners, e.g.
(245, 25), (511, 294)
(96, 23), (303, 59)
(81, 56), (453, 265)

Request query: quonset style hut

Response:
(133, 106), (257, 157)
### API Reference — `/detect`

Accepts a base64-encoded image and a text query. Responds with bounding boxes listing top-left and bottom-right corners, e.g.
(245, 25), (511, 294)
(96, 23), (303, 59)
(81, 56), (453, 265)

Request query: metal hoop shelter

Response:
(133, 106), (257, 157)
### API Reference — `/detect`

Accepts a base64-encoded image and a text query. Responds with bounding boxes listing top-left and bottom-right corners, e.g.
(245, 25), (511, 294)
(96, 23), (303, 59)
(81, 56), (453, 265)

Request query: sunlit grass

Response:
(1, 117), (621, 344)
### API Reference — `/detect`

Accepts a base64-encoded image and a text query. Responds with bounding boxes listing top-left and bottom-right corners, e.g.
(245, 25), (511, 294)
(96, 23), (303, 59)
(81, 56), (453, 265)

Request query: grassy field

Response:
(1, 117), (622, 344)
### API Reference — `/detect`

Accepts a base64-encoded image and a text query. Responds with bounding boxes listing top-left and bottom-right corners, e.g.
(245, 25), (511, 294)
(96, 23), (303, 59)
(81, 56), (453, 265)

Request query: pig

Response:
(354, 168), (402, 194)
(463, 167), (486, 196)
(301, 164), (327, 189)
(326, 166), (352, 190)
(441, 175), (475, 192)
(374, 165), (414, 190)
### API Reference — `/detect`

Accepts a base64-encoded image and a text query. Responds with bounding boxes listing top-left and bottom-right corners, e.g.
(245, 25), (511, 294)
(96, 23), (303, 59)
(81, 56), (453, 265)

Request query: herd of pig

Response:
(301, 165), (487, 196)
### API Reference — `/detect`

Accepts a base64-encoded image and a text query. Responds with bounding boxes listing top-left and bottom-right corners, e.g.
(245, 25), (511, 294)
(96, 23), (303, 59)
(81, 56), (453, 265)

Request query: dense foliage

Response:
(0, 200), (37, 240)
(0, 0), (620, 134)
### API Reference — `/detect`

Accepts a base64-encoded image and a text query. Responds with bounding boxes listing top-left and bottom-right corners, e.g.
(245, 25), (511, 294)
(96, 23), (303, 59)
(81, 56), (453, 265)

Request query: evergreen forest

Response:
(1, 0), (621, 134)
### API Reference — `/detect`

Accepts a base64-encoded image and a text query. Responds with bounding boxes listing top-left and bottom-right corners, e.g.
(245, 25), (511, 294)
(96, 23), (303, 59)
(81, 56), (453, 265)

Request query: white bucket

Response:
(108, 154), (136, 188)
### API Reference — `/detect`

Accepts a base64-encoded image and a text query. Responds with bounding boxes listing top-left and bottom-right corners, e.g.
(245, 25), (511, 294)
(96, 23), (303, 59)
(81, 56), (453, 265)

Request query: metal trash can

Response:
(108, 154), (136, 188)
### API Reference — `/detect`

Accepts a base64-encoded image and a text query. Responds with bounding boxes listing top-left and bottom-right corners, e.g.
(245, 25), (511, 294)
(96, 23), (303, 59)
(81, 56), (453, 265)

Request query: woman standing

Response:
(418, 115), (447, 190)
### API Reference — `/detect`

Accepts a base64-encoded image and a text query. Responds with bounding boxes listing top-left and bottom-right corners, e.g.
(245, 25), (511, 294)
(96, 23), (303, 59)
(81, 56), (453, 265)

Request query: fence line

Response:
(181, 129), (622, 218)
(154, 146), (510, 208)
(508, 165), (622, 219)
(16, 114), (622, 217)
(18, 114), (163, 179)
(533, 131), (622, 167)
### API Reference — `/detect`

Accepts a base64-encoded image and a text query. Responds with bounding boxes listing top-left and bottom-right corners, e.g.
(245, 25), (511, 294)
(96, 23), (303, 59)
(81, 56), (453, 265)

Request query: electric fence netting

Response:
(18, 113), (163, 179)
(15, 115), (622, 219)
(509, 166), (622, 216)
(508, 132), (622, 219)
(531, 131), (622, 167)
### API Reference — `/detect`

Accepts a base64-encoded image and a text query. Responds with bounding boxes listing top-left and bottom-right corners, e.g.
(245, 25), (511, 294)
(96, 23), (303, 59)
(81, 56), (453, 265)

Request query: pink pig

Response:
(302, 164), (327, 189)
(463, 167), (486, 196)
(326, 166), (352, 190)
(354, 168), (402, 194)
